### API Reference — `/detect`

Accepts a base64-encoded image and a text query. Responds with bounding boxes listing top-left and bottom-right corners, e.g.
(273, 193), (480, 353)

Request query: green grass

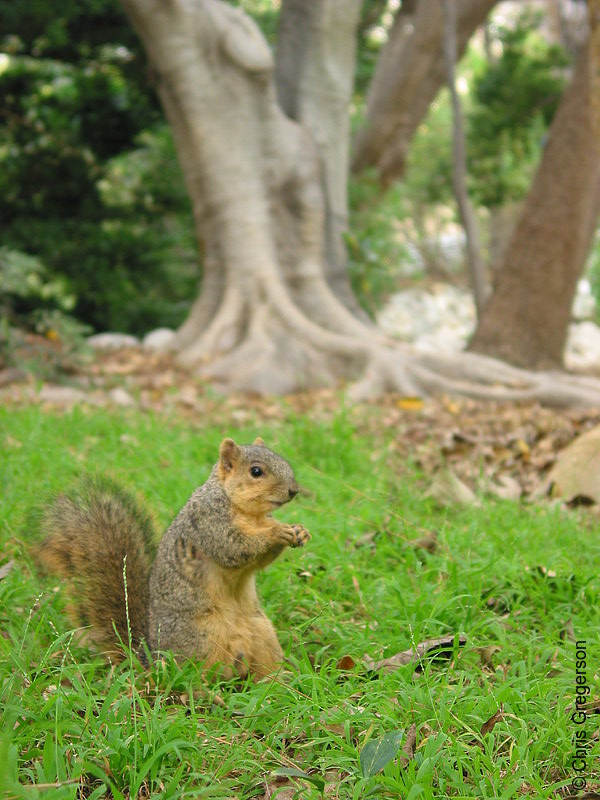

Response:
(1, 404), (598, 799)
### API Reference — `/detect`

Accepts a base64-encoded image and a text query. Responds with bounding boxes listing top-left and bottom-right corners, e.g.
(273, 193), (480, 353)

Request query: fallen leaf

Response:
(477, 645), (501, 668)
(0, 560), (15, 581)
(364, 634), (467, 673)
(406, 530), (438, 554)
(468, 706), (504, 749)
(261, 781), (296, 800)
(398, 723), (417, 767)
(337, 655), (357, 671)
(480, 706), (504, 736)
(580, 699), (600, 714)
(514, 439), (530, 460)
(397, 397), (424, 411)
(354, 530), (378, 549)
(560, 618), (576, 642)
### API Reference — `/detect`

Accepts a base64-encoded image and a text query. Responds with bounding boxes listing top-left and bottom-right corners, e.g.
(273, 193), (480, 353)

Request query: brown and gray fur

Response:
(36, 438), (309, 678)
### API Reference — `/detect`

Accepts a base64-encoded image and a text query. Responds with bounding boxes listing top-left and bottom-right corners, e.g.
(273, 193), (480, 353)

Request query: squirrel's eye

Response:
(250, 466), (264, 478)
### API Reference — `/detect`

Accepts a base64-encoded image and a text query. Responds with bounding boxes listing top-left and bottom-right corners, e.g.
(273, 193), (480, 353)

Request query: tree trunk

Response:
(591, 0), (600, 141)
(120, 0), (373, 395)
(469, 43), (600, 369)
(275, 0), (364, 316)
(442, 0), (488, 313)
(352, 0), (498, 184)
(118, 0), (600, 408)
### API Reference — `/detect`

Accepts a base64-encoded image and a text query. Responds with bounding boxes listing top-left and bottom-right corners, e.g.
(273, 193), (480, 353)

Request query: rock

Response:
(377, 280), (600, 369)
(109, 387), (136, 407)
(0, 368), (28, 388)
(572, 278), (596, 321)
(87, 332), (139, 350)
(143, 328), (176, 351)
(38, 385), (87, 406)
(424, 467), (477, 507)
(565, 321), (600, 371)
(376, 284), (475, 347)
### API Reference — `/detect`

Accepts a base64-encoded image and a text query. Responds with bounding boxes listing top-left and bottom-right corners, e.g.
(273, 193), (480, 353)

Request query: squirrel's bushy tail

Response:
(36, 475), (157, 658)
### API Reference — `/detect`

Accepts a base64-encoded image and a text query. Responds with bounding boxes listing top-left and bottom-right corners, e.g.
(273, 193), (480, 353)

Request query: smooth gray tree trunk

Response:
(442, 0), (488, 313)
(276, 0), (364, 316)
(118, 0), (600, 407)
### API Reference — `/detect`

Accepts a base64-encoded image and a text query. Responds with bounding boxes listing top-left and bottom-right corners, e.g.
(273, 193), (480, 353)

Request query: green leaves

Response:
(273, 767), (326, 793)
(360, 730), (404, 778)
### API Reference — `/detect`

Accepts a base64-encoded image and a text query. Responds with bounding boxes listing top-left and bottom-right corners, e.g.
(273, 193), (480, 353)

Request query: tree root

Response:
(174, 279), (600, 408)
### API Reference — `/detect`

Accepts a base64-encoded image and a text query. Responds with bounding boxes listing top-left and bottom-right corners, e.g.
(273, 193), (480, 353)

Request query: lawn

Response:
(0, 404), (598, 799)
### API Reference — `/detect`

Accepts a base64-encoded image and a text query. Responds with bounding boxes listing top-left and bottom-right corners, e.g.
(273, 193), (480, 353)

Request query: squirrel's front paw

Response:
(279, 524), (310, 548)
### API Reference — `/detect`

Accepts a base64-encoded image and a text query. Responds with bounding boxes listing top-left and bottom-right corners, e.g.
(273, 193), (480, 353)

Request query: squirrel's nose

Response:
(288, 485), (299, 499)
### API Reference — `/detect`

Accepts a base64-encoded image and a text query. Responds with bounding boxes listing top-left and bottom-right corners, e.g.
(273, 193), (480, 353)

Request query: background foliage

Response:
(0, 0), (589, 345)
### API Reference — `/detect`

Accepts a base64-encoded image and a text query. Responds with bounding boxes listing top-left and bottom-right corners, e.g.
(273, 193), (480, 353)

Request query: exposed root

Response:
(172, 272), (600, 408)
(176, 289), (245, 367)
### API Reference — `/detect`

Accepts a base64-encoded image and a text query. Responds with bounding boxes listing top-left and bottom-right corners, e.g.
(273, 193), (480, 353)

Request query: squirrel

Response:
(35, 437), (310, 679)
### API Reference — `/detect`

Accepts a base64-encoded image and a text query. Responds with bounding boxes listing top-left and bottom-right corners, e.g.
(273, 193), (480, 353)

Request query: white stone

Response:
(87, 332), (139, 350)
(38, 385), (87, 405)
(378, 280), (600, 370)
(572, 279), (596, 321)
(109, 387), (136, 407)
(565, 321), (600, 371)
(143, 328), (176, 351)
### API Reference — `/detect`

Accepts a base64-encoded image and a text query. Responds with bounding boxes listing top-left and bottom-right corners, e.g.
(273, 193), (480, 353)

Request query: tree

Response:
(469, 39), (600, 369)
(442, 0), (487, 313)
(352, 0), (498, 184)
(114, 0), (600, 407)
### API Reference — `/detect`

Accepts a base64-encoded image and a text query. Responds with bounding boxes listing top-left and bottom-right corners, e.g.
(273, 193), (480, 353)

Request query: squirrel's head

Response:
(217, 437), (299, 514)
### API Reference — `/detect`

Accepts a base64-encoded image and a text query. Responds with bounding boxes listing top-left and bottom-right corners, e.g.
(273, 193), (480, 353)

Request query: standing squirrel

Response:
(36, 437), (310, 679)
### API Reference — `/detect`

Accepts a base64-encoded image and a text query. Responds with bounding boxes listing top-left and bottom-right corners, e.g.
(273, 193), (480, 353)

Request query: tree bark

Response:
(120, 0), (373, 395)
(352, 0), (498, 184)
(591, 0), (600, 141)
(469, 43), (600, 369)
(442, 0), (488, 313)
(275, 0), (365, 316)
(117, 0), (600, 408)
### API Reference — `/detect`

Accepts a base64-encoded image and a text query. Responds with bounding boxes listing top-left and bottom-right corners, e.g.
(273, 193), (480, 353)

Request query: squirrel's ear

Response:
(219, 438), (240, 473)
(253, 437), (265, 446)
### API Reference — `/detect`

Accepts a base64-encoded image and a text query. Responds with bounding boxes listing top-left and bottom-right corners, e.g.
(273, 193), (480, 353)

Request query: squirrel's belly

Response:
(197, 605), (283, 677)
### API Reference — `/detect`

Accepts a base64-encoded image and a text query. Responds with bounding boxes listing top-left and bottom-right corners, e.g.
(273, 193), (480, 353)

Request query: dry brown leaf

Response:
(322, 722), (346, 737)
(261, 781), (296, 800)
(468, 706), (505, 749)
(477, 645), (501, 668)
(0, 560), (15, 581)
(364, 634), (467, 673)
(560, 618), (576, 642)
(337, 655), (357, 671)
(480, 706), (504, 736)
(354, 530), (378, 550)
(397, 397), (424, 411)
(398, 722), (417, 767)
(406, 530), (438, 554)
